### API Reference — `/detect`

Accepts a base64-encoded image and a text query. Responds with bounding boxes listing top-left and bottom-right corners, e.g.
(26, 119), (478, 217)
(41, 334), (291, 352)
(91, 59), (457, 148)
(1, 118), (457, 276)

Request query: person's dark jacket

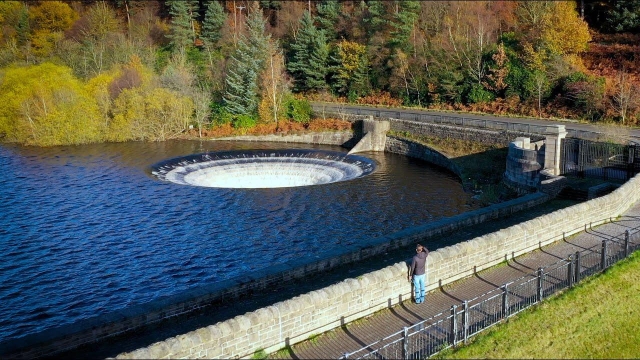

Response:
(409, 249), (428, 277)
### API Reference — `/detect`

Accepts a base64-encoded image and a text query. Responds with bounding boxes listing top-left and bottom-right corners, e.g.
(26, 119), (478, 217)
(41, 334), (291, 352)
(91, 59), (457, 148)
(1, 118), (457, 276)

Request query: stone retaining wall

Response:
(216, 131), (357, 148)
(385, 136), (462, 177)
(388, 118), (544, 147)
(504, 137), (544, 192)
(117, 171), (640, 359)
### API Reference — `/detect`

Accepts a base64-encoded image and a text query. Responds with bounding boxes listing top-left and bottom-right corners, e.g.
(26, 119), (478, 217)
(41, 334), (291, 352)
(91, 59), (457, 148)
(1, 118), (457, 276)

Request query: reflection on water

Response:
(0, 140), (478, 343)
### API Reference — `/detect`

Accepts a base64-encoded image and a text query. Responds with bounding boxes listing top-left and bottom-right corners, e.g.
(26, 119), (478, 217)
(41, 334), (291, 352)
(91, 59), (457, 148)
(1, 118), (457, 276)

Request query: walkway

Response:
(272, 201), (640, 359)
(311, 102), (640, 142)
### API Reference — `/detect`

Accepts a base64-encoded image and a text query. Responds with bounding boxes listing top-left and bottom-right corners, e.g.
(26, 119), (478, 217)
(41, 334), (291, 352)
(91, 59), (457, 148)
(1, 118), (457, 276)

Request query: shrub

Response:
(231, 114), (257, 129)
(210, 102), (233, 126)
(285, 97), (312, 123)
(467, 83), (495, 104)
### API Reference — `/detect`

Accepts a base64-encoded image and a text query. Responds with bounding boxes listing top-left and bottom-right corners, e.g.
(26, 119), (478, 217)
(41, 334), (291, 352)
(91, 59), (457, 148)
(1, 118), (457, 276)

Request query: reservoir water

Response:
(0, 140), (478, 343)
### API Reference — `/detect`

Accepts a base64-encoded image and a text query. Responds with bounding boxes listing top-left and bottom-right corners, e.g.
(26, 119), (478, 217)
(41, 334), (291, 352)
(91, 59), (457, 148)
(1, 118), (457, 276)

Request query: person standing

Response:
(408, 244), (429, 304)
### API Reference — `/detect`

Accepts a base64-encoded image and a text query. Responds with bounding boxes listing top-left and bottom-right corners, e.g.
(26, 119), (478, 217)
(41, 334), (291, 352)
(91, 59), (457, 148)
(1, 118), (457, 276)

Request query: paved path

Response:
(311, 102), (640, 143)
(272, 201), (640, 359)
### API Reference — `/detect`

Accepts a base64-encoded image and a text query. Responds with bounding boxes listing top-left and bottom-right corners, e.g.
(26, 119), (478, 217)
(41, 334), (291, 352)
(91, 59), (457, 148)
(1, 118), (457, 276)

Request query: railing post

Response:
(601, 240), (607, 270)
(450, 305), (458, 346)
(537, 267), (544, 302)
(575, 251), (581, 283)
(463, 300), (469, 344)
(567, 255), (574, 288)
(402, 326), (408, 360)
(625, 230), (630, 258)
(501, 283), (509, 318)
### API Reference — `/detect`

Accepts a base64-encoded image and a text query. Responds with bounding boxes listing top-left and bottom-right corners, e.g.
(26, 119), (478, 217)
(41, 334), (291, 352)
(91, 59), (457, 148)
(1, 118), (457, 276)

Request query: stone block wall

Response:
(388, 118), (544, 148)
(504, 137), (543, 193)
(217, 131), (356, 147)
(117, 171), (640, 359)
(385, 136), (462, 177)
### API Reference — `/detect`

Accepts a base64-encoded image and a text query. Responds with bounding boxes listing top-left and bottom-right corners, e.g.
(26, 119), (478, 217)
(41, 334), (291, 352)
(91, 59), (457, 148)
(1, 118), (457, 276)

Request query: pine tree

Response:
(287, 11), (329, 93)
(223, 4), (270, 116)
(15, 5), (30, 46)
(316, 0), (339, 41)
(201, 0), (226, 49)
(389, 0), (419, 52)
(604, 0), (640, 33)
(363, 0), (386, 39)
(166, 0), (197, 56)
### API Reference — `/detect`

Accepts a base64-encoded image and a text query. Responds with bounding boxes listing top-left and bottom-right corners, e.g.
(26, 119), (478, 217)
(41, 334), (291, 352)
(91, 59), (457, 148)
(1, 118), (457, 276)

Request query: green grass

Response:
(252, 348), (268, 359)
(435, 250), (640, 359)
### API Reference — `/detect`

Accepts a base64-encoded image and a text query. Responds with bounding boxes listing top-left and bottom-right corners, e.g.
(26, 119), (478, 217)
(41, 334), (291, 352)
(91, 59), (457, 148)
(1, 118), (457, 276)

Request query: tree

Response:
(531, 69), (550, 118)
(223, 2), (270, 116)
(166, 0), (197, 57)
(329, 40), (370, 100)
(442, 1), (500, 86)
(66, 2), (123, 77)
(612, 70), (638, 125)
(603, 0), (640, 33)
(201, 0), (225, 50)
(388, 0), (420, 52)
(0, 63), (104, 146)
(287, 11), (329, 93)
(28, 1), (79, 57)
(316, 0), (339, 41)
(483, 42), (510, 97)
(259, 39), (289, 127)
(192, 84), (212, 137)
(541, 1), (591, 57)
(111, 86), (194, 141)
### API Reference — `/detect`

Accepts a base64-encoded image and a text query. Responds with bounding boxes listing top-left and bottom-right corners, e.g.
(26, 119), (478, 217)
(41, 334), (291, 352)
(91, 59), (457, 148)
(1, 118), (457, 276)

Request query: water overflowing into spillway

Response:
(152, 149), (376, 188)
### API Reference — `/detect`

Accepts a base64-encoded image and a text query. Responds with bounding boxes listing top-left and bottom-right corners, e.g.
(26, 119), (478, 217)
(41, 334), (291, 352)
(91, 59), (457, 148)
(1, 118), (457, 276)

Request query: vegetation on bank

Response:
(0, 1), (639, 147)
(435, 250), (640, 359)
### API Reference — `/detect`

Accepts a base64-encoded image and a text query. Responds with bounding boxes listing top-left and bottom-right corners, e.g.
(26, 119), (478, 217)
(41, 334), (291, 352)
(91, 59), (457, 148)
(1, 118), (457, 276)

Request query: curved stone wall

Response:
(504, 137), (543, 192)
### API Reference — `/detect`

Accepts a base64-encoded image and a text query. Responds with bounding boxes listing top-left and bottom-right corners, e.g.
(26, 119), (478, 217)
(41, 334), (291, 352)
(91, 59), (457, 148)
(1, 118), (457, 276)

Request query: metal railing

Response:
(312, 104), (619, 142)
(339, 219), (640, 359)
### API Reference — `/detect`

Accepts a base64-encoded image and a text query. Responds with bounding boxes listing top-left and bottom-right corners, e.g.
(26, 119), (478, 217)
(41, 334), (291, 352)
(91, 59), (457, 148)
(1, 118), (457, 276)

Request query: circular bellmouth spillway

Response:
(151, 149), (376, 189)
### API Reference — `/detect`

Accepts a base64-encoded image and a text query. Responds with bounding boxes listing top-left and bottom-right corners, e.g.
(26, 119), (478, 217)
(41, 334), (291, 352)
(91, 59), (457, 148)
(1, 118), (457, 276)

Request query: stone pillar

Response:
(543, 125), (567, 176)
(362, 116), (390, 151)
(348, 117), (390, 154)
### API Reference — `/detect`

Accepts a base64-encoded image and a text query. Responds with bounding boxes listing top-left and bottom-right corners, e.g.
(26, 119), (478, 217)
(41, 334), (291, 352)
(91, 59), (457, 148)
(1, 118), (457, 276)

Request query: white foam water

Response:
(153, 149), (376, 189)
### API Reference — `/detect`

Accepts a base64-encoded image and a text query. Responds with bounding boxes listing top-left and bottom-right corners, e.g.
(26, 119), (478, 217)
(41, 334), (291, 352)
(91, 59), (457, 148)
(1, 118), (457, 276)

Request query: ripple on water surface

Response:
(0, 140), (478, 343)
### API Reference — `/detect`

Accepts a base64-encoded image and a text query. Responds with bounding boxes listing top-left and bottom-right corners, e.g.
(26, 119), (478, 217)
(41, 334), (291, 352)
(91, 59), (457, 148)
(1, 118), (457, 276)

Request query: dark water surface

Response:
(0, 140), (477, 343)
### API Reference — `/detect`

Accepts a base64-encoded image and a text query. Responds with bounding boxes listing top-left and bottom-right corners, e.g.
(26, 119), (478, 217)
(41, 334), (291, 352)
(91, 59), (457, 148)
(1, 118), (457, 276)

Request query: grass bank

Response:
(435, 250), (640, 359)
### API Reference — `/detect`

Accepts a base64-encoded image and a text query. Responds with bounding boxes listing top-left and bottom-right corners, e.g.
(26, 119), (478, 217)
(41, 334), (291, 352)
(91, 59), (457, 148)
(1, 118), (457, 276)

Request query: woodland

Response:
(0, 0), (639, 146)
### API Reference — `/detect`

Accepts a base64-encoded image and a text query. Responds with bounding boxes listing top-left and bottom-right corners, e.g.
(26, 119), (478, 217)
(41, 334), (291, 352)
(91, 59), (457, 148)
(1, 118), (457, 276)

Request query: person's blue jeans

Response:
(413, 274), (425, 303)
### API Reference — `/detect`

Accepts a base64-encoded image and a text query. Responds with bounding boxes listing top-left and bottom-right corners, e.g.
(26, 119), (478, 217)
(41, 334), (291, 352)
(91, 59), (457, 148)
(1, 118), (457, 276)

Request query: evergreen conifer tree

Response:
(223, 4), (270, 116)
(287, 11), (329, 93)
(363, 0), (386, 38)
(15, 5), (30, 46)
(316, 0), (339, 41)
(201, 0), (225, 48)
(604, 0), (640, 33)
(389, 1), (419, 52)
(166, 0), (197, 56)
